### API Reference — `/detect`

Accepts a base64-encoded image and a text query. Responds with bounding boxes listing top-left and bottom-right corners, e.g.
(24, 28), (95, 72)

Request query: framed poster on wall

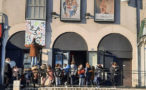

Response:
(60, 0), (81, 21)
(94, 0), (115, 21)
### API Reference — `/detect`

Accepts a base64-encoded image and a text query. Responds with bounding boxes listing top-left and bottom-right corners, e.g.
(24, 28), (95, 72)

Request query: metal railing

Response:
(4, 69), (146, 89)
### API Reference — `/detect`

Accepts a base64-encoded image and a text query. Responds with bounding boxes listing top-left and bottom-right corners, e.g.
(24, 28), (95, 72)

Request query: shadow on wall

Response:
(81, 0), (87, 24)
(45, 0), (53, 49)
(46, 0), (53, 65)
(2, 13), (10, 60)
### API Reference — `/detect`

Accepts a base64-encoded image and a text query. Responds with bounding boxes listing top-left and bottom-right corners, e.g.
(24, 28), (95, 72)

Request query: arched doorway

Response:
(53, 32), (88, 67)
(6, 31), (42, 69)
(98, 33), (132, 86)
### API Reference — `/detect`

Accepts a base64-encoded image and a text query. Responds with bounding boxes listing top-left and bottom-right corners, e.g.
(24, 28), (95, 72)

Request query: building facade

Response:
(138, 0), (146, 87)
(0, 0), (144, 87)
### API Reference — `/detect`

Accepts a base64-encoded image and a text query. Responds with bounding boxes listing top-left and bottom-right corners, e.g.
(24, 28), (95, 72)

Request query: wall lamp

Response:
(51, 12), (60, 19)
(0, 13), (8, 30)
(0, 13), (4, 24)
(85, 13), (94, 19)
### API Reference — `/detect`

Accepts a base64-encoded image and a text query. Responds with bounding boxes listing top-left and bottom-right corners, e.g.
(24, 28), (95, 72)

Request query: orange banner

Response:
(0, 24), (2, 38)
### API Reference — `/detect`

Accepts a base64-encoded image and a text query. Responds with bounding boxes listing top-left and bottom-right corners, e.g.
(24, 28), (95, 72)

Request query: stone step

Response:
(38, 87), (146, 90)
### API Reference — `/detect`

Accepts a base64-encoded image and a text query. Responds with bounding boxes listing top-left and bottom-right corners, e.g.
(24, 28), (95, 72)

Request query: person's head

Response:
(98, 64), (102, 68)
(32, 38), (37, 44)
(13, 66), (17, 68)
(48, 65), (52, 70)
(5, 58), (10, 63)
(41, 64), (47, 69)
(86, 62), (90, 68)
(79, 64), (83, 69)
(64, 64), (67, 67)
(112, 62), (117, 66)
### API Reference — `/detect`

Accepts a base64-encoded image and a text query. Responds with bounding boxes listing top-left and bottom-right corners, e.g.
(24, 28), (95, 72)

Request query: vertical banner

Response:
(25, 20), (46, 46)
(60, 0), (81, 21)
(0, 24), (2, 38)
(95, 0), (115, 21)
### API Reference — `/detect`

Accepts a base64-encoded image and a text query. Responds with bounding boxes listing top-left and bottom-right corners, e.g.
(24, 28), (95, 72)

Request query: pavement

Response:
(2, 86), (146, 90)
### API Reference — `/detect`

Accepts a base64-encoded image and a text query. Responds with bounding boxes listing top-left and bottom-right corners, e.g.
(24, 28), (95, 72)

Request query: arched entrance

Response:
(6, 31), (28, 68)
(53, 32), (88, 67)
(6, 31), (41, 69)
(98, 33), (132, 86)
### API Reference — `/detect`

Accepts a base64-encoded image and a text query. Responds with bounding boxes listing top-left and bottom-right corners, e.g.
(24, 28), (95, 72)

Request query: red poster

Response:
(0, 24), (2, 38)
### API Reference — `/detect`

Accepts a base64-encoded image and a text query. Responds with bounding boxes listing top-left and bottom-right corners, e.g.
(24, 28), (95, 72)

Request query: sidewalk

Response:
(38, 87), (146, 90)
(5, 87), (146, 90)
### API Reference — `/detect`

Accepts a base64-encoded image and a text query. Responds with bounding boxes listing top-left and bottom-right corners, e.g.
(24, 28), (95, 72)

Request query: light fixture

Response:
(51, 12), (60, 19)
(0, 13), (4, 24)
(85, 13), (93, 19)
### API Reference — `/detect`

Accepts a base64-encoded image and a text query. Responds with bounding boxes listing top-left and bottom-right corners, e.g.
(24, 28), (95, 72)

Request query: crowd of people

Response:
(4, 58), (120, 88)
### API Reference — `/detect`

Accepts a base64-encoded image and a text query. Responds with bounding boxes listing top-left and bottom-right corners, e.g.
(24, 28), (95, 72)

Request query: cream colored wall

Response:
(138, 40), (146, 86)
(50, 0), (137, 86)
(0, 0), (2, 12)
(2, 0), (25, 26)
(139, 0), (146, 87)
(1, 0), (138, 86)
(140, 0), (146, 22)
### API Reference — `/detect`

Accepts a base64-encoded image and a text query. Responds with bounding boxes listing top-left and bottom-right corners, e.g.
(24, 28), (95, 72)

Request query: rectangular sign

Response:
(25, 20), (46, 46)
(94, 0), (115, 21)
(60, 0), (81, 21)
(0, 24), (2, 38)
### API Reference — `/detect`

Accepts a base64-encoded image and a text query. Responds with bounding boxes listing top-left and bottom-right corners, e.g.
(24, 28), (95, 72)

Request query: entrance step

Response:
(38, 87), (146, 90)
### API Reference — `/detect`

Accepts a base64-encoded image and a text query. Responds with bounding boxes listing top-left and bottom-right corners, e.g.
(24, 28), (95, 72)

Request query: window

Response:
(26, 0), (46, 20)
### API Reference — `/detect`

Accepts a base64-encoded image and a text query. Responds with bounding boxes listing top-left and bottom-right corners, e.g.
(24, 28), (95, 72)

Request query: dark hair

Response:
(32, 38), (37, 44)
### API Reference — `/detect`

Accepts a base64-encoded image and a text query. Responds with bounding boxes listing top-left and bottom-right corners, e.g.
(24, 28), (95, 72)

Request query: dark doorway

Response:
(53, 32), (88, 67)
(98, 33), (132, 86)
(6, 31), (29, 68)
(70, 51), (87, 67)
(53, 50), (87, 68)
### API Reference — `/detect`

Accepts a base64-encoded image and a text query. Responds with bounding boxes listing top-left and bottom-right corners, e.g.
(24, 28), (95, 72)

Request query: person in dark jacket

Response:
(24, 68), (32, 86)
(4, 58), (12, 87)
(54, 64), (62, 86)
(95, 64), (103, 87)
(85, 62), (92, 86)
(63, 64), (70, 86)
(31, 65), (39, 88)
(110, 62), (120, 86)
(40, 64), (47, 86)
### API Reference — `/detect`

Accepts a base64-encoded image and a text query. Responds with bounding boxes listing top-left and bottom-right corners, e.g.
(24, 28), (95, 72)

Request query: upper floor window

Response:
(25, 0), (46, 20)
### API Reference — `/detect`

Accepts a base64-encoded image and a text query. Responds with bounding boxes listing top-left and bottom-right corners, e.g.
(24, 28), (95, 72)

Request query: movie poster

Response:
(95, 0), (115, 21)
(61, 0), (81, 21)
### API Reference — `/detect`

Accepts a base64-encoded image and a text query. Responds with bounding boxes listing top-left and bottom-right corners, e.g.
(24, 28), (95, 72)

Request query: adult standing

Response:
(63, 64), (70, 86)
(25, 38), (42, 67)
(54, 64), (62, 86)
(78, 64), (85, 86)
(4, 58), (12, 87)
(95, 64), (103, 88)
(31, 65), (39, 88)
(85, 62), (92, 86)
(46, 66), (54, 86)
(110, 62), (119, 86)
(40, 64), (47, 86)
(70, 61), (77, 86)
